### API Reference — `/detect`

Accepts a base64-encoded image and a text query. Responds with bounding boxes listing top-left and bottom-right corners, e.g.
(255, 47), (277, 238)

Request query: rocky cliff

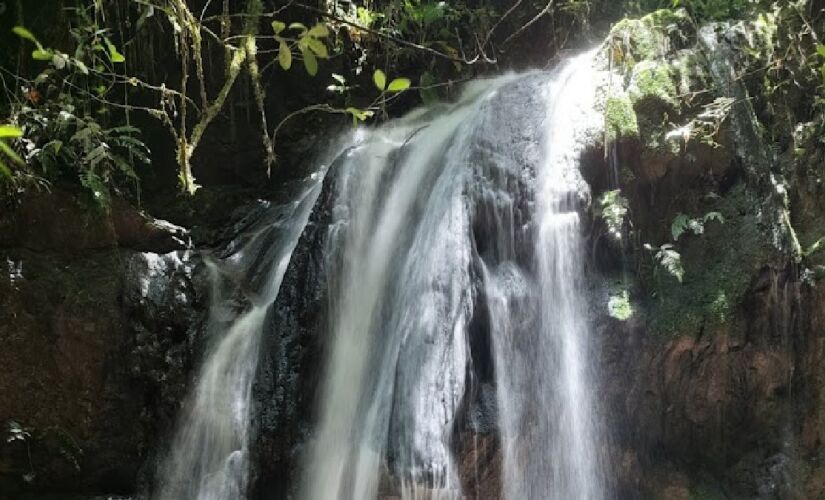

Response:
(2, 5), (825, 500)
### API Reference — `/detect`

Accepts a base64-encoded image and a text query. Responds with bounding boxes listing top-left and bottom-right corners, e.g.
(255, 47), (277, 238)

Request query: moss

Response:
(606, 9), (692, 65)
(647, 185), (774, 337)
(673, 51), (709, 96)
(630, 60), (679, 109)
(636, 114), (681, 158)
(689, 484), (726, 500)
(605, 95), (640, 142)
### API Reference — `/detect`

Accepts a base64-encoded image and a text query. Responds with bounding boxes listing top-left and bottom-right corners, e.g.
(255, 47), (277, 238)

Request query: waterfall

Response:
(301, 51), (605, 499)
(488, 52), (604, 499)
(153, 176), (323, 500)
(299, 77), (520, 499)
(155, 51), (606, 500)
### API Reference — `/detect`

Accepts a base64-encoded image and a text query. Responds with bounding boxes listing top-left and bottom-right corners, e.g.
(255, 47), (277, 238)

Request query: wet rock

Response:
(0, 189), (188, 253)
(0, 243), (204, 498)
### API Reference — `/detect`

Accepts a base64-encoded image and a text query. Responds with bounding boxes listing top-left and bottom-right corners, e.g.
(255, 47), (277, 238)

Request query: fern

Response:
(671, 211), (725, 241)
(645, 242), (685, 283)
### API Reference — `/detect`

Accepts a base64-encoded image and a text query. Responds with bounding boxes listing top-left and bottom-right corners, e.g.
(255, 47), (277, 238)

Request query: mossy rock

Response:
(629, 59), (679, 113)
(647, 185), (774, 337)
(605, 94), (640, 142)
(606, 9), (693, 66)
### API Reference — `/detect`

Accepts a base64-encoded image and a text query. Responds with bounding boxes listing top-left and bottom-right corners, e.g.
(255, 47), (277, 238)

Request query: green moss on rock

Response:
(630, 60), (679, 110)
(605, 95), (640, 142)
(607, 9), (692, 65)
(647, 185), (773, 337)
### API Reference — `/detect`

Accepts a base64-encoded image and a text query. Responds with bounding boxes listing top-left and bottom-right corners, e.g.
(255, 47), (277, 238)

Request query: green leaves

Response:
(302, 47), (318, 76)
(419, 72), (439, 104)
(307, 23), (330, 39)
(373, 69), (411, 93)
(657, 244), (685, 283)
(817, 45), (825, 89)
(672, 211), (725, 241)
(306, 37), (328, 58)
(346, 107), (374, 126)
(598, 189), (628, 240)
(274, 21), (329, 76)
(104, 38), (126, 63)
(646, 243), (684, 283)
(13, 25), (53, 63)
(13, 25), (101, 71)
(387, 78), (411, 92)
(608, 289), (633, 320)
(0, 125), (24, 179)
(31, 49), (52, 61)
(278, 40), (292, 70)
(12, 26), (40, 46)
(0, 126), (23, 139)
(646, 209), (725, 284)
(373, 69), (387, 91)
(671, 213), (689, 241)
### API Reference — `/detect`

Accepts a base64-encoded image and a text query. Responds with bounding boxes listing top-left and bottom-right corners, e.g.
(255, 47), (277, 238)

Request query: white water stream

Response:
(157, 51), (606, 500)
(154, 180), (323, 500)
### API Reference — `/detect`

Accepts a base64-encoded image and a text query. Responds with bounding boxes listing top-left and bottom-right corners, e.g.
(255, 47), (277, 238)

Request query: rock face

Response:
(580, 7), (825, 498)
(0, 192), (203, 499)
(3, 6), (825, 500)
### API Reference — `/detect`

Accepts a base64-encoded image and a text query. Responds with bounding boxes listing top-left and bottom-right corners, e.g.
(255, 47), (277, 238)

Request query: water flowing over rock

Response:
(152, 178), (323, 500)
(152, 52), (612, 500)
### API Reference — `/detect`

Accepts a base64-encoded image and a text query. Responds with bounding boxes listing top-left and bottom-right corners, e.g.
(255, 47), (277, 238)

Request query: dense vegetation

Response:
(5, 0), (813, 209)
(0, 0), (590, 205)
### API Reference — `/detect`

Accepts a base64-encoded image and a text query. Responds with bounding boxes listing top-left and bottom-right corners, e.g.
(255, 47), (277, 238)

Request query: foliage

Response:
(6, 420), (35, 483)
(671, 211), (724, 240)
(643, 211), (724, 284)
(645, 242), (685, 282)
(608, 289), (634, 320)
(4, 420), (84, 485)
(598, 189), (629, 240)
(605, 95), (640, 142)
(670, 0), (759, 22)
(0, 125), (24, 178)
(666, 97), (735, 148)
(627, 0), (762, 21)
(16, 100), (149, 208)
(272, 21), (331, 76)
(5, 13), (148, 207)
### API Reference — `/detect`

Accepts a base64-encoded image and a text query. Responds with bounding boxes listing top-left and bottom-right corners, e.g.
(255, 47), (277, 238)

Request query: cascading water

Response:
(155, 51), (607, 500)
(301, 51), (606, 499)
(487, 52), (605, 499)
(153, 177), (323, 500)
(299, 77), (517, 499)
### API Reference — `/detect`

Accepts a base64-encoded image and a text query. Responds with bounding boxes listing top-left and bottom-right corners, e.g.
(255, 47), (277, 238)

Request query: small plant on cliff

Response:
(644, 210), (725, 285)
(15, 101), (150, 209)
(666, 97), (735, 148)
(598, 190), (630, 240)
(671, 211), (724, 240)
(6, 420), (35, 483)
(645, 242), (685, 283)
(608, 289), (634, 320)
